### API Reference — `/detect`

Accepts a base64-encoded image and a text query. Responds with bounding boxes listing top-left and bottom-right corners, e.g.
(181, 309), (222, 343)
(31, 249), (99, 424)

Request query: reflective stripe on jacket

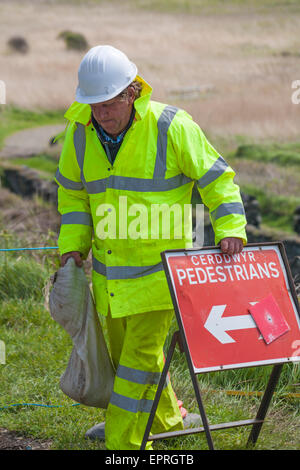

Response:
(55, 75), (247, 318)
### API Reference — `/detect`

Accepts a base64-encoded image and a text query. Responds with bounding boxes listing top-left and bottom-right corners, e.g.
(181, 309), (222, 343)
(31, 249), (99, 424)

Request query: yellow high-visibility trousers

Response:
(104, 308), (184, 450)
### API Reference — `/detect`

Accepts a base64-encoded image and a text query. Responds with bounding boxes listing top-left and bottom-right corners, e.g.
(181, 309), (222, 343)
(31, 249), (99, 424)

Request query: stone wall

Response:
(2, 165), (57, 204)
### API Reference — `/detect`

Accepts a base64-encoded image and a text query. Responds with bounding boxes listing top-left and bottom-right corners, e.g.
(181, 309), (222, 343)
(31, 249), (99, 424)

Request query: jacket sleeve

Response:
(54, 122), (93, 259)
(174, 111), (247, 246)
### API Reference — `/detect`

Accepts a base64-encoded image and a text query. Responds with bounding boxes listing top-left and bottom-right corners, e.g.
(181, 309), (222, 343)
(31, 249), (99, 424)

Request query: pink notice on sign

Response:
(248, 294), (290, 345)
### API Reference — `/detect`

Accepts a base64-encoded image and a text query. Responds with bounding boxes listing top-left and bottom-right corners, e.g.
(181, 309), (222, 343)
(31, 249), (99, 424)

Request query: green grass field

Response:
(0, 252), (299, 450)
(0, 0), (300, 451)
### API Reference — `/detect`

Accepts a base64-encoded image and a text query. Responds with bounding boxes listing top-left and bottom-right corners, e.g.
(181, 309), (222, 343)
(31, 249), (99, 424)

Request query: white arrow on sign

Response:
(204, 304), (259, 344)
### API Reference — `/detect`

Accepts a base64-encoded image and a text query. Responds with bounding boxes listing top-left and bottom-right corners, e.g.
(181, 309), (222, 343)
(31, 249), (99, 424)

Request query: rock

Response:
(290, 256), (300, 276)
(290, 256), (300, 296)
(293, 206), (300, 235)
(2, 165), (58, 204)
(241, 192), (261, 227)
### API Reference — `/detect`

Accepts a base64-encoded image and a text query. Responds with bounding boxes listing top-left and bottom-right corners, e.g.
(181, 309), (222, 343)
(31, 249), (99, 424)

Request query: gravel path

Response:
(0, 124), (65, 159)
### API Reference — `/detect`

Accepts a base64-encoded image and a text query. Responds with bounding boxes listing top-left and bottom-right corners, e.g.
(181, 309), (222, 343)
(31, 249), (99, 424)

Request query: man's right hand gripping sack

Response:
(49, 257), (115, 408)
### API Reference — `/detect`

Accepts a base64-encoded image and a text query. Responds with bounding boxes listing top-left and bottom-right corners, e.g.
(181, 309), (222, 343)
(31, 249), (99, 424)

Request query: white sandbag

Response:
(49, 257), (115, 408)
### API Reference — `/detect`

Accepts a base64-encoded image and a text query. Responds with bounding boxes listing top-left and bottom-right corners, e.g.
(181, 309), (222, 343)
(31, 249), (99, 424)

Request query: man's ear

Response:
(127, 86), (136, 105)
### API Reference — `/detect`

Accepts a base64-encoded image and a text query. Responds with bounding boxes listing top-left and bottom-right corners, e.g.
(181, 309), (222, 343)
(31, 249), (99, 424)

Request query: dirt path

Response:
(0, 427), (52, 450)
(0, 124), (65, 159)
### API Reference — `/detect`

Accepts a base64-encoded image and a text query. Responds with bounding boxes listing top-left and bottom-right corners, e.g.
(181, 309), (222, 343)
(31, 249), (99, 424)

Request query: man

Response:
(55, 45), (247, 450)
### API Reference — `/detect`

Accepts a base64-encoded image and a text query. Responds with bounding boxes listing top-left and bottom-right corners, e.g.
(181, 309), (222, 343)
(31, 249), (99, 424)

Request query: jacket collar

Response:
(64, 74), (152, 126)
(133, 75), (152, 121)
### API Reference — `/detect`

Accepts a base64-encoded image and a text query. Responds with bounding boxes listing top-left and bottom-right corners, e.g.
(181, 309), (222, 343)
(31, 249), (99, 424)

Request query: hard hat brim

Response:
(75, 63), (138, 104)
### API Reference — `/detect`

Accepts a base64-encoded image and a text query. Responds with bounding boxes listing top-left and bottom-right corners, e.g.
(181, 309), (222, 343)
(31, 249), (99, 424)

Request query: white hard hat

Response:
(75, 45), (138, 104)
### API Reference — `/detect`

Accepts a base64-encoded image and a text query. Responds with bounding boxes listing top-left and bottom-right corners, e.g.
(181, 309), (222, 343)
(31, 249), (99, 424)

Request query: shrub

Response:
(7, 36), (29, 54)
(57, 31), (88, 51)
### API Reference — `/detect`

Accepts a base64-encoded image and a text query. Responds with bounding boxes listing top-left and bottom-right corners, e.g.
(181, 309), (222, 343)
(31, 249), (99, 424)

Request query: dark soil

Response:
(0, 428), (52, 450)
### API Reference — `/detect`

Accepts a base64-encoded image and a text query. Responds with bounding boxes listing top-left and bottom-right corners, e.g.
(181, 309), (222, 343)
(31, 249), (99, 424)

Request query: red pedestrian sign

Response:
(141, 243), (300, 450)
(163, 243), (300, 373)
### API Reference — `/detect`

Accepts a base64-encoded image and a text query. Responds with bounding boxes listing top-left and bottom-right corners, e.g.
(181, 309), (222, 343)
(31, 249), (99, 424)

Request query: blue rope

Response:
(0, 403), (80, 411)
(0, 246), (78, 413)
(0, 247), (58, 252)
(0, 247), (77, 413)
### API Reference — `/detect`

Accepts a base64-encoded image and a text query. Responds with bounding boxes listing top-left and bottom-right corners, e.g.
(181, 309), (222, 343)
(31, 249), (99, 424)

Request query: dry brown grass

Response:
(231, 159), (300, 198)
(1, 0), (300, 140)
(0, 187), (60, 246)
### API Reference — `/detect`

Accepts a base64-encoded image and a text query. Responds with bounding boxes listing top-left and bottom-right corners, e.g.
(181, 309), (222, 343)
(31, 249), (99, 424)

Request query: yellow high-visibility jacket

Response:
(55, 76), (247, 318)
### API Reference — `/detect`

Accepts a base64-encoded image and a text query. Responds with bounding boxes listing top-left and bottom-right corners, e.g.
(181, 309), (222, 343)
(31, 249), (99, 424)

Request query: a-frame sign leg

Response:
(141, 331), (284, 451)
(188, 360), (215, 450)
(140, 330), (214, 450)
(247, 363), (284, 447)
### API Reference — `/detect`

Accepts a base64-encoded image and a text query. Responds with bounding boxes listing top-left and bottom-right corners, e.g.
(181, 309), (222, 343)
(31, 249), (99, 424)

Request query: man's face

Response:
(90, 87), (135, 138)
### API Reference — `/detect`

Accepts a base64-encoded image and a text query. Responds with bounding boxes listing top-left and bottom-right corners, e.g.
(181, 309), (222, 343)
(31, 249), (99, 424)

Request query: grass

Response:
(0, 259), (48, 302)
(0, 168), (298, 451)
(45, 0), (300, 13)
(9, 154), (59, 179)
(234, 143), (300, 168)
(2, 0), (300, 142)
(225, 141), (300, 233)
(166, 318), (300, 397)
(238, 184), (300, 233)
(0, 0), (299, 450)
(132, 0), (300, 16)
(0, 253), (299, 450)
(0, 106), (64, 151)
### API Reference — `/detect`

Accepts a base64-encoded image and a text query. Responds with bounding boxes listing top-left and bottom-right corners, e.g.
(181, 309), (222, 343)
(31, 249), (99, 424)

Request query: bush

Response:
(7, 36), (29, 54)
(57, 31), (88, 51)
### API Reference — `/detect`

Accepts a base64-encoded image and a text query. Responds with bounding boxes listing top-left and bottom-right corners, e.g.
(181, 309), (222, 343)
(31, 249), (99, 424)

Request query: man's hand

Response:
(220, 237), (244, 255)
(61, 251), (83, 267)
